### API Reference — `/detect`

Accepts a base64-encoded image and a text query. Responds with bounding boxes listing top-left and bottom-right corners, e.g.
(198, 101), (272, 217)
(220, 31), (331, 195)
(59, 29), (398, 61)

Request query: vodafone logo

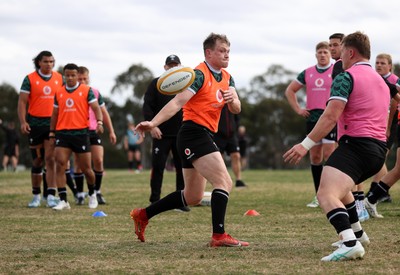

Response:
(216, 89), (224, 103)
(315, 78), (324, 88)
(184, 148), (191, 156)
(43, 86), (52, 95)
(66, 98), (74, 108)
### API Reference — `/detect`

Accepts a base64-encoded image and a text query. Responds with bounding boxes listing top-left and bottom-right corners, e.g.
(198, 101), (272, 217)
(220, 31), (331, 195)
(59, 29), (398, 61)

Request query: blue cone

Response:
(92, 211), (107, 217)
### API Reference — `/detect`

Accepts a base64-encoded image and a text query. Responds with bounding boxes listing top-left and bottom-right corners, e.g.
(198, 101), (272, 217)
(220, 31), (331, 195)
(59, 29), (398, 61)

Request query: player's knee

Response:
(31, 166), (43, 175)
(185, 193), (203, 206)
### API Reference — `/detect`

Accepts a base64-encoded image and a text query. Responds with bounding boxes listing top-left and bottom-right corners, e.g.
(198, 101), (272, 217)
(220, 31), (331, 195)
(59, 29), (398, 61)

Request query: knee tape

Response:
(31, 148), (45, 160)
(31, 166), (43, 175)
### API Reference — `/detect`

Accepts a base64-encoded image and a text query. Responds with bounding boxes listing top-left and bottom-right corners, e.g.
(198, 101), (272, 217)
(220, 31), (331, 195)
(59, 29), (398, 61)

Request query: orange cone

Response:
(244, 209), (260, 216)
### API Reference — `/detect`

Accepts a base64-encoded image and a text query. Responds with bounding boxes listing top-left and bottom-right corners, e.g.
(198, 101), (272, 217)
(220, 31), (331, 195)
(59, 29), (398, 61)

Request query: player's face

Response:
(375, 58), (391, 76)
(39, 56), (55, 75)
(164, 62), (180, 70)
(316, 48), (331, 67)
(207, 40), (230, 69)
(64, 69), (79, 87)
(329, 38), (342, 61)
(78, 72), (90, 85)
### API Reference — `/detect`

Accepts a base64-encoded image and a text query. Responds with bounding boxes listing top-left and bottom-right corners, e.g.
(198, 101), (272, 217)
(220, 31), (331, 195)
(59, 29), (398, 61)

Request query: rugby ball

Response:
(157, 66), (195, 95)
(199, 191), (212, 206)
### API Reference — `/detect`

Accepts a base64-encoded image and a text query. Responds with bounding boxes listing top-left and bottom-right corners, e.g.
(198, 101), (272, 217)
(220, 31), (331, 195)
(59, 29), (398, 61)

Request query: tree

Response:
(237, 64), (307, 169)
(111, 64), (154, 101)
(109, 64), (155, 168)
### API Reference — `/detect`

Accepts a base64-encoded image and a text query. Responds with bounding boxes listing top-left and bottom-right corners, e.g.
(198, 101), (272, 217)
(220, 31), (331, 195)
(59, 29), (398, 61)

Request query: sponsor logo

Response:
(161, 74), (191, 90)
(43, 86), (52, 95)
(315, 78), (324, 88)
(66, 98), (74, 108)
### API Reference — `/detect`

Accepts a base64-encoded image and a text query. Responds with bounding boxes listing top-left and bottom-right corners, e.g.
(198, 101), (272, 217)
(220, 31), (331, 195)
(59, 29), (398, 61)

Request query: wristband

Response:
(49, 135), (55, 139)
(300, 136), (316, 150)
(97, 120), (103, 125)
(50, 130), (55, 133)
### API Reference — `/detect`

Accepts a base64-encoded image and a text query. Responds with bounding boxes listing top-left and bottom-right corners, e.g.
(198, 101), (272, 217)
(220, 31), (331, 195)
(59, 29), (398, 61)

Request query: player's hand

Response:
(96, 124), (104, 134)
(283, 143), (308, 165)
(220, 88), (234, 104)
(135, 121), (154, 137)
(20, 122), (31, 135)
(109, 132), (117, 145)
(150, 127), (162, 139)
(298, 109), (310, 118)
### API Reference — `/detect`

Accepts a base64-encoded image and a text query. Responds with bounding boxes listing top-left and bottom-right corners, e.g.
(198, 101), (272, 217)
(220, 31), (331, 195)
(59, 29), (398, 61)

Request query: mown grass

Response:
(1, 169), (400, 274)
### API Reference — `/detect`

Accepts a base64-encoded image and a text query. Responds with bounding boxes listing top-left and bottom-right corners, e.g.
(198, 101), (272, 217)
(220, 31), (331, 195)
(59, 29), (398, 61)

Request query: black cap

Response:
(165, 54), (181, 65)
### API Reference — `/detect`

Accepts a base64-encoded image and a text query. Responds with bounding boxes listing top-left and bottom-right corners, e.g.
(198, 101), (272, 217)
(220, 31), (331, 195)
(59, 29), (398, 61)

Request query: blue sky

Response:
(1, 0), (399, 104)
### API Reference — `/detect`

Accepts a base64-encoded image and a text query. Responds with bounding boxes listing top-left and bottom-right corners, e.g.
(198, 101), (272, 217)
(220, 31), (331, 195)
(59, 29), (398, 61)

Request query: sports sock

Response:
(367, 181), (390, 204)
(94, 170), (103, 192)
(58, 187), (67, 202)
(47, 188), (56, 197)
(42, 169), (48, 198)
(146, 190), (186, 219)
(65, 169), (77, 196)
(345, 201), (364, 238)
(311, 164), (323, 193)
(327, 208), (351, 235)
(74, 173), (84, 193)
(211, 189), (229, 234)
(32, 187), (41, 195)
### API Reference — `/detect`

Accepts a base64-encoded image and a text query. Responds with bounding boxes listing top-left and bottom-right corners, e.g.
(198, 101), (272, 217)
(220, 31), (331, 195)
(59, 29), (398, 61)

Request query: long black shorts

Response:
(325, 135), (386, 184)
(177, 121), (219, 168)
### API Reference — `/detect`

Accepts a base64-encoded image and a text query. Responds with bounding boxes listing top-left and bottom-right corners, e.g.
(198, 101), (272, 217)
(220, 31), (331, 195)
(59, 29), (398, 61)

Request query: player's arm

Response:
(49, 105), (59, 140)
(101, 106), (116, 144)
(17, 92), (30, 134)
(223, 87), (241, 114)
(285, 80), (307, 117)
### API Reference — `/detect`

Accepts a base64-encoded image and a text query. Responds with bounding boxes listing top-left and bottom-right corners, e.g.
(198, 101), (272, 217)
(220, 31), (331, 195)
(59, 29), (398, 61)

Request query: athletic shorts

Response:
(177, 121), (219, 168)
(213, 134), (240, 155)
(307, 121), (337, 143)
(128, 144), (140, 152)
(3, 145), (16, 157)
(55, 133), (91, 153)
(29, 126), (50, 146)
(325, 135), (386, 184)
(88, 131), (102, 146)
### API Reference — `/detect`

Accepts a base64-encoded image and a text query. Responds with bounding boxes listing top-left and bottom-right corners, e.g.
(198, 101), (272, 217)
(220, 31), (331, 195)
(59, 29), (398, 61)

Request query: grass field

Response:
(1, 169), (400, 274)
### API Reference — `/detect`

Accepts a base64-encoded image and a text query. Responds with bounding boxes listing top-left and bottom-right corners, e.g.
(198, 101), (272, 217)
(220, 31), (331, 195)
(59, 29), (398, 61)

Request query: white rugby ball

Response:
(199, 191), (212, 206)
(157, 66), (195, 95)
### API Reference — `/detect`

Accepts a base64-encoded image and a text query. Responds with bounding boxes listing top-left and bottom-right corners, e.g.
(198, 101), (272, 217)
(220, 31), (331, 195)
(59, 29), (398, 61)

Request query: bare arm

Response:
(18, 93), (30, 134)
(223, 87), (241, 114)
(135, 89), (193, 136)
(101, 106), (116, 145)
(283, 99), (345, 164)
(285, 80), (309, 118)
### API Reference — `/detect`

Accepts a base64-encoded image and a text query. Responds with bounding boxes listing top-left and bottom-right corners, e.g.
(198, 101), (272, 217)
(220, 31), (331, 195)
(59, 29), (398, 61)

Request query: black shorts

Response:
(213, 134), (240, 155)
(3, 145), (16, 157)
(128, 144), (140, 152)
(89, 131), (102, 146)
(55, 133), (91, 153)
(306, 121), (337, 142)
(177, 121), (219, 168)
(325, 135), (386, 184)
(29, 126), (50, 146)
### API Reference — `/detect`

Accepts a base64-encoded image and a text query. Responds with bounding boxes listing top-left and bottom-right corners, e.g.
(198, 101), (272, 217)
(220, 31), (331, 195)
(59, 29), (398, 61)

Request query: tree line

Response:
(2, 63), (399, 170)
